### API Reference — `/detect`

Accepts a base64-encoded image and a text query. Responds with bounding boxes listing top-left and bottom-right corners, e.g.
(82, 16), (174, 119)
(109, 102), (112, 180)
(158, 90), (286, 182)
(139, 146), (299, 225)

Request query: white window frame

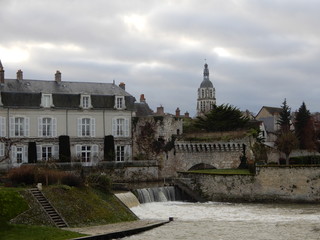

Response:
(37, 144), (59, 161)
(112, 118), (129, 137)
(115, 96), (125, 110)
(0, 143), (5, 157)
(38, 117), (57, 137)
(0, 117), (6, 137)
(41, 93), (53, 108)
(115, 145), (130, 162)
(11, 145), (28, 164)
(75, 144), (99, 165)
(77, 117), (96, 137)
(81, 95), (92, 109)
(10, 116), (29, 137)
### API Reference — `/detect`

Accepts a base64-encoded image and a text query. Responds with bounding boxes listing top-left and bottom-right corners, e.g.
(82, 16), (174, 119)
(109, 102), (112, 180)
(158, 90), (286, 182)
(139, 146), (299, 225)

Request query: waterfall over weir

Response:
(134, 186), (181, 203)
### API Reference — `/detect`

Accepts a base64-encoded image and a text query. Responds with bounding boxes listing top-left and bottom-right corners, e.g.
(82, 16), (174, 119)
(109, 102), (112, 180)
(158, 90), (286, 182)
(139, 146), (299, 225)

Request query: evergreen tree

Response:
(277, 98), (291, 132)
(194, 104), (249, 132)
(294, 102), (316, 150)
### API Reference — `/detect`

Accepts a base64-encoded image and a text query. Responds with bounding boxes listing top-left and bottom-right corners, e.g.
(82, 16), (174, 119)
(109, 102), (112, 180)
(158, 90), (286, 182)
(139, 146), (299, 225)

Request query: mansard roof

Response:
(0, 78), (135, 110)
(1, 78), (131, 96)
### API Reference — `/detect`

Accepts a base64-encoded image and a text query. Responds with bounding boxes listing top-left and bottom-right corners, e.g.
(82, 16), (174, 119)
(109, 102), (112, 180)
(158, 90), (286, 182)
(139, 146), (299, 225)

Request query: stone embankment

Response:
(179, 166), (320, 203)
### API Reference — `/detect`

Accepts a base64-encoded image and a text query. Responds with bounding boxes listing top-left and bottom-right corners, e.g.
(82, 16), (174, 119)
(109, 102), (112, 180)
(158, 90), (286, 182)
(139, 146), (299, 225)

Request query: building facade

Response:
(0, 61), (135, 169)
(196, 63), (216, 116)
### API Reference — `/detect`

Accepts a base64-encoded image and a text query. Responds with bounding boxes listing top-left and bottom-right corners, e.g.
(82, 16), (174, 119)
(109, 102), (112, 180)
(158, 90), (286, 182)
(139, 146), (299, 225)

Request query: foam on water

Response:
(127, 202), (320, 240)
(131, 201), (320, 223)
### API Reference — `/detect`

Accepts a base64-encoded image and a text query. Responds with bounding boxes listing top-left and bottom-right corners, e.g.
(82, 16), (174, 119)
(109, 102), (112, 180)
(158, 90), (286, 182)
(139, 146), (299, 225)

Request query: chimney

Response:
(55, 70), (61, 82)
(119, 82), (125, 90)
(184, 112), (190, 118)
(140, 94), (146, 103)
(0, 61), (4, 84)
(175, 107), (180, 117)
(156, 106), (164, 115)
(16, 69), (23, 80)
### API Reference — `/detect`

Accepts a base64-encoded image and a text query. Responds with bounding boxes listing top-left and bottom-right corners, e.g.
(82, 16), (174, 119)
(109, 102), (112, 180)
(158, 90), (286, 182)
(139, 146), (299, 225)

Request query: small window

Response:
(42, 146), (52, 160)
(116, 145), (130, 162)
(41, 94), (53, 108)
(81, 95), (91, 109)
(115, 96), (125, 109)
(116, 146), (125, 162)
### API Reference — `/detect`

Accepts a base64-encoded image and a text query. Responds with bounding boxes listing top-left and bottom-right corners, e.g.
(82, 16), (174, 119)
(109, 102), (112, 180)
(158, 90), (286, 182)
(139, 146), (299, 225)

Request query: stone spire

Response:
(203, 63), (209, 78)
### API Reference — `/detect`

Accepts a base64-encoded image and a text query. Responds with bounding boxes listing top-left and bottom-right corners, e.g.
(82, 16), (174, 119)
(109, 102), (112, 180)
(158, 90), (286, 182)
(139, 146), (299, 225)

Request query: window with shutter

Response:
(53, 145), (59, 159)
(0, 117), (6, 137)
(52, 118), (57, 137)
(36, 145), (42, 161)
(0, 143), (5, 157)
(91, 118), (95, 137)
(10, 117), (29, 137)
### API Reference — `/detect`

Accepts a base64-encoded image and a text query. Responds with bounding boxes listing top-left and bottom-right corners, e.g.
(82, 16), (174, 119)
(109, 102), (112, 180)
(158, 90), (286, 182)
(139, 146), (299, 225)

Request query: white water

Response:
(127, 202), (320, 240)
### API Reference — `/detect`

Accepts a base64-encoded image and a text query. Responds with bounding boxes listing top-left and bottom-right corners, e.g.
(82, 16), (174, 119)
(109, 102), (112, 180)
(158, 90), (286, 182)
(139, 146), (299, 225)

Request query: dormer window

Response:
(115, 96), (125, 110)
(41, 94), (53, 108)
(81, 95), (91, 109)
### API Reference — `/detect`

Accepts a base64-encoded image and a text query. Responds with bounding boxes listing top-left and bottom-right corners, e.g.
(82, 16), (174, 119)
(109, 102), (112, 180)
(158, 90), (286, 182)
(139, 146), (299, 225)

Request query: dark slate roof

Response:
(134, 102), (154, 117)
(1, 92), (41, 107)
(1, 79), (136, 110)
(1, 78), (132, 96)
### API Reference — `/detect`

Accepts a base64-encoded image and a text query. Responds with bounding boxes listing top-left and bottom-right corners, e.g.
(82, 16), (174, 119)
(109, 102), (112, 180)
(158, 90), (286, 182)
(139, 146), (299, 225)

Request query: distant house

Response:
(255, 106), (282, 144)
(132, 94), (184, 160)
(0, 61), (136, 169)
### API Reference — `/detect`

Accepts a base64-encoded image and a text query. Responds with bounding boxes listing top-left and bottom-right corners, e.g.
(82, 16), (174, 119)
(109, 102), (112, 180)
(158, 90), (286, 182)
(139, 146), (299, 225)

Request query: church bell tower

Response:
(197, 63), (216, 116)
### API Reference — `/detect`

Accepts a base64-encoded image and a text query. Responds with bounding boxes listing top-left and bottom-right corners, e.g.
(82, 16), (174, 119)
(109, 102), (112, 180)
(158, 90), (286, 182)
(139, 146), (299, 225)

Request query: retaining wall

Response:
(179, 166), (320, 203)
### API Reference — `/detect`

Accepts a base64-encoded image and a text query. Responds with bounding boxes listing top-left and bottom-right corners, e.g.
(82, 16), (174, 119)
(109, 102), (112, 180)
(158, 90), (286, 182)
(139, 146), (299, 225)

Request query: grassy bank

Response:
(0, 187), (85, 240)
(0, 185), (138, 239)
(42, 185), (137, 227)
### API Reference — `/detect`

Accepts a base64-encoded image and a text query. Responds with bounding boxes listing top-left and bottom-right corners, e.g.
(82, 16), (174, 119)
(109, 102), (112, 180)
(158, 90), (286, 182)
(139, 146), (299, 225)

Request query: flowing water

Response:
(126, 201), (320, 240)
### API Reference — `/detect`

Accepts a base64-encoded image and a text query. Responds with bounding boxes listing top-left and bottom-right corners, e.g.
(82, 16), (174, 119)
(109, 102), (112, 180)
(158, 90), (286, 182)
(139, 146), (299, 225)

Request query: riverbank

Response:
(68, 219), (170, 239)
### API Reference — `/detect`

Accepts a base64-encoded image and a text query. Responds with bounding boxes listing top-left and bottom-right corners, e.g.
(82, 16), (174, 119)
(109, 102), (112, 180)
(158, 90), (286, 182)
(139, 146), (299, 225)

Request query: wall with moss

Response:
(179, 166), (320, 203)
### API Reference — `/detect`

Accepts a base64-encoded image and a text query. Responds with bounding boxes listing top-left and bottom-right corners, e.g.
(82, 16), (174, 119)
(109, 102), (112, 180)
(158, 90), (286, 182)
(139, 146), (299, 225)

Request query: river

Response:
(127, 201), (320, 240)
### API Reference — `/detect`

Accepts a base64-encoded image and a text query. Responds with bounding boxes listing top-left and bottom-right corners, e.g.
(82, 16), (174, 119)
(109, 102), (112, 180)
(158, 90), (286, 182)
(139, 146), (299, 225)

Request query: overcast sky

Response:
(1, 0), (320, 117)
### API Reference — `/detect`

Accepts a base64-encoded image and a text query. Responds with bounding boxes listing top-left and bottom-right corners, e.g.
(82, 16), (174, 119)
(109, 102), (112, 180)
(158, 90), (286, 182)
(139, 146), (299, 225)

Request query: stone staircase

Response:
(29, 188), (69, 228)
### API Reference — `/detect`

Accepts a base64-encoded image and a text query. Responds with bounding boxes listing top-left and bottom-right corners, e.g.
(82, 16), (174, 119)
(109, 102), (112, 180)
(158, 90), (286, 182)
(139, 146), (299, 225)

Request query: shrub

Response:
(6, 165), (38, 186)
(86, 173), (111, 192)
(61, 173), (83, 187)
(6, 166), (83, 187)
(289, 155), (320, 165)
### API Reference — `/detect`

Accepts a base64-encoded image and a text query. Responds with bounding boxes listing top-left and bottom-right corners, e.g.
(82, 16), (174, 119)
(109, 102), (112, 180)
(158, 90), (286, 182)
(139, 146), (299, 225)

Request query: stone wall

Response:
(179, 166), (320, 203)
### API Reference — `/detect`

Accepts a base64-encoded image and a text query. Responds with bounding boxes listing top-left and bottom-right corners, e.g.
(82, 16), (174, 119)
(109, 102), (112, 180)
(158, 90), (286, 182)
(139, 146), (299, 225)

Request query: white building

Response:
(196, 63), (216, 116)
(0, 61), (136, 168)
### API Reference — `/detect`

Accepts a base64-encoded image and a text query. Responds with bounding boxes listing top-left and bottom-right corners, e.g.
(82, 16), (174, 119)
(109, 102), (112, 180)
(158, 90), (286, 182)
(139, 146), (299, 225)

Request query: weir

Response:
(115, 192), (140, 208)
(133, 185), (195, 203)
(116, 185), (196, 208)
